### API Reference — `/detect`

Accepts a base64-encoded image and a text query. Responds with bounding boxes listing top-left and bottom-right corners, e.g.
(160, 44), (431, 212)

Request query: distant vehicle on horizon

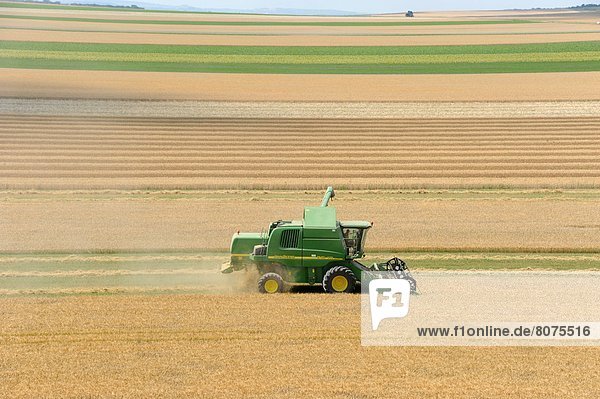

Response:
(406, 10), (414, 17)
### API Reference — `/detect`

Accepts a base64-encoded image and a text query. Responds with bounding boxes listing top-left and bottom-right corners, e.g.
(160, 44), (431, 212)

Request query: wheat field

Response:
(1, 294), (599, 398)
(2, 3), (600, 397)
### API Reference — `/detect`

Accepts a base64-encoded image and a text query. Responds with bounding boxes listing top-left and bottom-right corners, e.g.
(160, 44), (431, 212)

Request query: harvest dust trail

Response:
(0, 253), (258, 295)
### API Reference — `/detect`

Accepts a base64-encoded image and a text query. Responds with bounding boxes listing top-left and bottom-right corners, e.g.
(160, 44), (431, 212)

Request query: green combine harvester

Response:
(221, 187), (417, 294)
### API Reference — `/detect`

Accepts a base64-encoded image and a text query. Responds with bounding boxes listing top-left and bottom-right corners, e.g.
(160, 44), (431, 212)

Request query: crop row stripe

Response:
(2, 49), (600, 64)
(4, 40), (598, 55)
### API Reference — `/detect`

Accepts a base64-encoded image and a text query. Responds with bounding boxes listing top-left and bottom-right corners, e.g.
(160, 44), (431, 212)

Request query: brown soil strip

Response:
(5, 28), (600, 45)
(2, 69), (600, 101)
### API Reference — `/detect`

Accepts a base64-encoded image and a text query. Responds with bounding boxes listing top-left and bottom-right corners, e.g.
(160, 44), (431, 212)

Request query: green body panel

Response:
(228, 232), (264, 270)
(303, 206), (336, 228)
(302, 227), (346, 265)
(231, 232), (263, 255)
(266, 226), (303, 267)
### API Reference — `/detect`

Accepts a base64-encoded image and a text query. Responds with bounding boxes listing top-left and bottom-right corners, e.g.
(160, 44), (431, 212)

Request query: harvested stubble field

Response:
(1, 294), (599, 398)
(2, 189), (600, 253)
(1, 114), (600, 189)
(4, 69), (600, 101)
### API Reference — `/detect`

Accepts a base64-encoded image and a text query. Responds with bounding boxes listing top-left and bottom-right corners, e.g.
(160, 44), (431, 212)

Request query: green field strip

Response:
(372, 252), (600, 270)
(0, 40), (598, 73)
(0, 252), (598, 275)
(405, 258), (600, 270)
(0, 14), (536, 26)
(2, 40), (598, 55)
(3, 49), (599, 64)
(2, 58), (599, 74)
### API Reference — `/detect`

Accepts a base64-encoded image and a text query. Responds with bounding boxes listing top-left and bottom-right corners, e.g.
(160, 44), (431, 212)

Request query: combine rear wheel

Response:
(258, 273), (285, 294)
(323, 266), (356, 294)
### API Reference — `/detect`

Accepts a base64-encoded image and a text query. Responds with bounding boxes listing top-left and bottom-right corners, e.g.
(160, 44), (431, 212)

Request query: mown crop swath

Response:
(1, 115), (600, 189)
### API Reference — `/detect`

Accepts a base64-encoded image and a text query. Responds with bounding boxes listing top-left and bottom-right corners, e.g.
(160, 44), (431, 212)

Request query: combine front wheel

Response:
(323, 266), (356, 294)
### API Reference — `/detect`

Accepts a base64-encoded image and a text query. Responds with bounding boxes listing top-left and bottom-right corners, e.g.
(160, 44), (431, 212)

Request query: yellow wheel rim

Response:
(331, 275), (349, 292)
(264, 279), (279, 294)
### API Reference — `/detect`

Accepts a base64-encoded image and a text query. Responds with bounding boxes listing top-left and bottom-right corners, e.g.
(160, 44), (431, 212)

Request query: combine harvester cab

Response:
(221, 187), (417, 294)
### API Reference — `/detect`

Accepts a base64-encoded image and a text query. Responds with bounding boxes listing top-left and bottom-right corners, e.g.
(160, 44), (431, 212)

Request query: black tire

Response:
(323, 266), (356, 294)
(258, 272), (285, 294)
